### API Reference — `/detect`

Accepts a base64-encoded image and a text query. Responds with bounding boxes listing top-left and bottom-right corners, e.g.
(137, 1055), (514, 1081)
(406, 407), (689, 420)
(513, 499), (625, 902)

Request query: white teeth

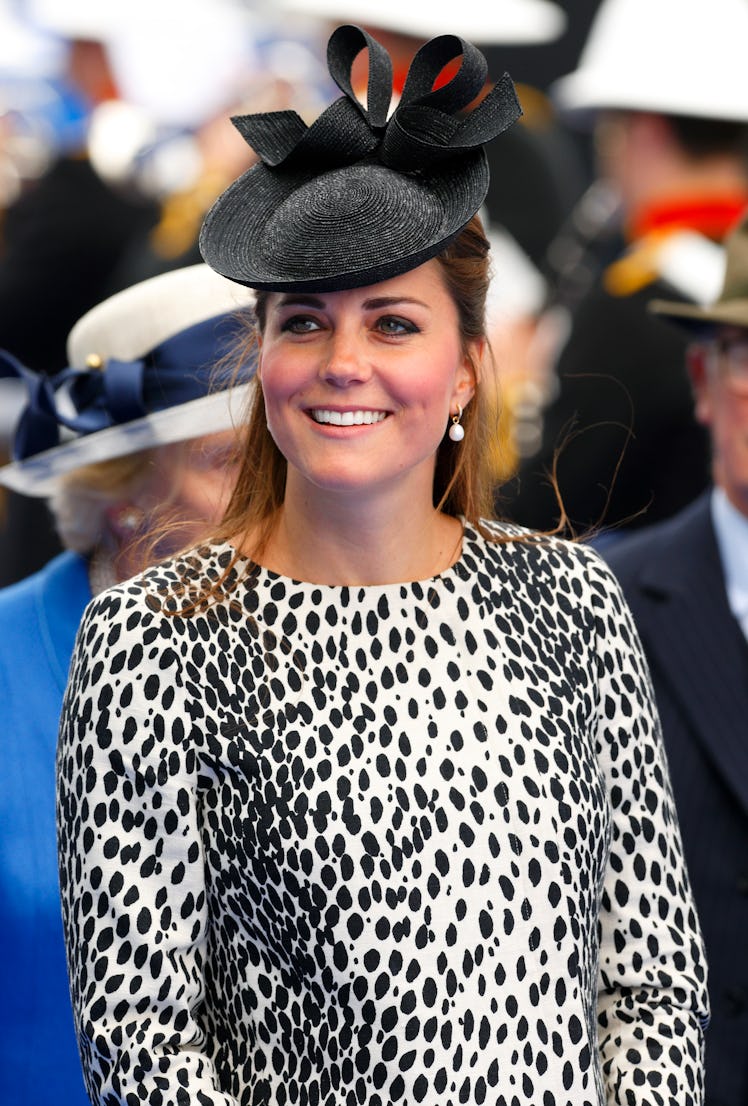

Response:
(311, 409), (388, 426)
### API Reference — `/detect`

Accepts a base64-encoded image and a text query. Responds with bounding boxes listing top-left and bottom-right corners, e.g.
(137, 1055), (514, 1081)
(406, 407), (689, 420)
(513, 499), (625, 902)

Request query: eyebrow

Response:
(275, 294), (430, 311)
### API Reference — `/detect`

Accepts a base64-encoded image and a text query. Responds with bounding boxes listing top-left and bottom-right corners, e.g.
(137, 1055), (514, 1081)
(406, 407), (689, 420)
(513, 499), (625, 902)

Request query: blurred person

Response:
(0, 0), (261, 587)
(0, 3), (160, 586)
(503, 0), (748, 540)
(605, 210), (748, 1106)
(0, 263), (255, 1106)
(0, 5), (160, 376)
(111, 23), (330, 287)
(57, 26), (707, 1106)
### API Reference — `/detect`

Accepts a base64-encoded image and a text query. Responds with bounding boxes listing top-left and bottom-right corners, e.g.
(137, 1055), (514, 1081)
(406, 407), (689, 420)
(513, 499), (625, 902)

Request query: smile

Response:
(309, 409), (389, 426)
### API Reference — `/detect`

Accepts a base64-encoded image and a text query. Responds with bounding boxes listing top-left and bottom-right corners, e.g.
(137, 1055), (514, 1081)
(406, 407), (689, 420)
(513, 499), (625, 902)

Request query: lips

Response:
(309, 409), (389, 426)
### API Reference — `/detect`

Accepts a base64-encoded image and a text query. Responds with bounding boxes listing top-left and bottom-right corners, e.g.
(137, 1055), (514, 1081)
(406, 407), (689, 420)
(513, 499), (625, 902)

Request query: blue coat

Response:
(0, 552), (92, 1105)
(606, 493), (748, 1106)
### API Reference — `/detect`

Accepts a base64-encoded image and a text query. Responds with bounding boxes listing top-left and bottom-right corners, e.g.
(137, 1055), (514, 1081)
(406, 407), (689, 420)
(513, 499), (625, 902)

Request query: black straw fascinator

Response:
(199, 24), (522, 291)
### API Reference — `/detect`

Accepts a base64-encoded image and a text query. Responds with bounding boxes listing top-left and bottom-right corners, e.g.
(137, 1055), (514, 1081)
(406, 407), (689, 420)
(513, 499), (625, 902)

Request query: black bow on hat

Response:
(199, 24), (522, 291)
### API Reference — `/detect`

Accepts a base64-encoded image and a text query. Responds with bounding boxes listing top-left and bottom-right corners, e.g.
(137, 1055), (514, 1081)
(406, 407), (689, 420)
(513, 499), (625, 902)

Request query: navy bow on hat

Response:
(0, 312), (250, 463)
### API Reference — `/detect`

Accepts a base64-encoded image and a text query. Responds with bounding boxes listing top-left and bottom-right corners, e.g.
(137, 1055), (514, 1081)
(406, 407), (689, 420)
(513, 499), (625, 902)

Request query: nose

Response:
(320, 328), (371, 387)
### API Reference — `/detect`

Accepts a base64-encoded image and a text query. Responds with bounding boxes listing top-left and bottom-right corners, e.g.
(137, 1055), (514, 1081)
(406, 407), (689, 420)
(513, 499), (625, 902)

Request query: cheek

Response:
(260, 357), (299, 418)
(710, 403), (748, 479)
(394, 347), (465, 405)
(175, 468), (237, 519)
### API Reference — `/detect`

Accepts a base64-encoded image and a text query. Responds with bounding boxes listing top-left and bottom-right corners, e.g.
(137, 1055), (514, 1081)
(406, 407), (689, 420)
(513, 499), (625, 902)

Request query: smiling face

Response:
(256, 261), (478, 511)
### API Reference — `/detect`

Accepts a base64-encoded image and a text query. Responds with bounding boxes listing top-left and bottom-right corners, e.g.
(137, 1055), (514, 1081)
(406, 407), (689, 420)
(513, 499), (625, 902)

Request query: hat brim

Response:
(273, 0), (566, 44)
(0, 382), (254, 497)
(649, 299), (748, 332)
(199, 156), (488, 292)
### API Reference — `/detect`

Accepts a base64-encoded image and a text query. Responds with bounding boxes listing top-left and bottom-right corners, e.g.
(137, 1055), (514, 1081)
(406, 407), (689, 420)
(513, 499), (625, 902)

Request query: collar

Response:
(711, 486), (748, 638)
(627, 192), (748, 243)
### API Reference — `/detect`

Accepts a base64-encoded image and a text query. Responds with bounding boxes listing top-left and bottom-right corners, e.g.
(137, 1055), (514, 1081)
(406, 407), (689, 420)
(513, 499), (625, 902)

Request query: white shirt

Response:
(711, 486), (748, 642)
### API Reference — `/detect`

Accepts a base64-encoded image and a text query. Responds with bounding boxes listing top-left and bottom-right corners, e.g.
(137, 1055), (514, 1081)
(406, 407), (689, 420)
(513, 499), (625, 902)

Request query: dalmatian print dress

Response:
(57, 523), (708, 1106)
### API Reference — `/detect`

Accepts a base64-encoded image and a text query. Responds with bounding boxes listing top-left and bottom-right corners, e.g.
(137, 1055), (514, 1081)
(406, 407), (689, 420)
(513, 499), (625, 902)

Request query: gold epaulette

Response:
(513, 82), (555, 129)
(603, 231), (671, 298)
(603, 227), (725, 304)
(149, 170), (229, 260)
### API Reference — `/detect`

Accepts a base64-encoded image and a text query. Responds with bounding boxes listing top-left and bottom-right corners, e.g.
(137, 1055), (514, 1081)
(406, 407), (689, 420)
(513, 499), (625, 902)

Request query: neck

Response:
(253, 482), (463, 586)
(90, 526), (145, 592)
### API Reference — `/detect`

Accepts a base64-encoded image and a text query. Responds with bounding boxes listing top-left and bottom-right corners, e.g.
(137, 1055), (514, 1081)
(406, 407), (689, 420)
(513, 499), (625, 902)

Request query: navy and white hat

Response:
(0, 264), (255, 497)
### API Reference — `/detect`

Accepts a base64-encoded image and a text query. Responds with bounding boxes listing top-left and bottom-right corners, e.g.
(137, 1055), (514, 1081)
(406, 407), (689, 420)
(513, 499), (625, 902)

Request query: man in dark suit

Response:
(605, 210), (748, 1106)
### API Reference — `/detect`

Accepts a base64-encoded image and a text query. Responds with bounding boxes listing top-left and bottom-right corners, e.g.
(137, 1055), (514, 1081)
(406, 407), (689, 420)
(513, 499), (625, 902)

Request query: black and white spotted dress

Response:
(57, 523), (708, 1106)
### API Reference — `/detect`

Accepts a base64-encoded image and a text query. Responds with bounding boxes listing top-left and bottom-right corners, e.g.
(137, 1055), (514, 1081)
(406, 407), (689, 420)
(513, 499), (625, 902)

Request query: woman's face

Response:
(257, 260), (478, 507)
(134, 430), (241, 554)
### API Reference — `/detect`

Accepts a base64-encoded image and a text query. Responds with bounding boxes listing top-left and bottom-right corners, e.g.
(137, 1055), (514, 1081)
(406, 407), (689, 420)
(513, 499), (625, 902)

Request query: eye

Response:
(375, 315), (419, 336)
(280, 314), (323, 335)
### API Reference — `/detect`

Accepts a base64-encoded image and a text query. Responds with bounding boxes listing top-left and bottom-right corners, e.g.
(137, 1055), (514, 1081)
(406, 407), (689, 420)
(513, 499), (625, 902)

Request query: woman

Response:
(57, 26), (708, 1106)
(0, 262), (254, 1106)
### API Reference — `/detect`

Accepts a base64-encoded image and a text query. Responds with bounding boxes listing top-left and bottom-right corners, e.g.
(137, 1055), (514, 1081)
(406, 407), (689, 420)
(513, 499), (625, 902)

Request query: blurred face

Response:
(257, 261), (477, 509)
(688, 326), (748, 517)
(136, 429), (240, 554)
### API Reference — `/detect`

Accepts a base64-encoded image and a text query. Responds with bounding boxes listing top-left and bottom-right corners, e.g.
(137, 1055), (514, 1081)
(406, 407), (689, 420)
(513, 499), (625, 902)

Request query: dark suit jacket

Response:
(502, 274), (711, 533)
(606, 493), (748, 1106)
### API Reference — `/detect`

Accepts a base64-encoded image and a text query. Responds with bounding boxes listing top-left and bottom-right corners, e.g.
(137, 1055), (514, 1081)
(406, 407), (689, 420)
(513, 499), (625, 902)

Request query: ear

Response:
(104, 502), (145, 543)
(686, 343), (713, 427)
(452, 338), (483, 409)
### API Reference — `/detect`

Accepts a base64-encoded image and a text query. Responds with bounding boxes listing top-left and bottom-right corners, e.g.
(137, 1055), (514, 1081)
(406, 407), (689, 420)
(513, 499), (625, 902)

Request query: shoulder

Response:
(0, 552), (81, 619)
(470, 519), (625, 609)
(604, 495), (712, 583)
(73, 542), (239, 647)
(603, 228), (724, 304)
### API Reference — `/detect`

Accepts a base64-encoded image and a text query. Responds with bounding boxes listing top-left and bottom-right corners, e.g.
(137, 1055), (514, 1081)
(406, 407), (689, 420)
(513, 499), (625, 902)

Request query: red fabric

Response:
(629, 194), (748, 242)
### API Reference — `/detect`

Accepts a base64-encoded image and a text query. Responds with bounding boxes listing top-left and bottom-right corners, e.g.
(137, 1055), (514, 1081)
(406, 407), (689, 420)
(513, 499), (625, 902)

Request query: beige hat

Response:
(0, 264), (255, 497)
(650, 209), (748, 331)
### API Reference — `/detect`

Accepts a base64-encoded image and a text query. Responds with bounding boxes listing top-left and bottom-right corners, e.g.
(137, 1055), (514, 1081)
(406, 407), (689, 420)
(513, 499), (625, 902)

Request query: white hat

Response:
(265, 0), (566, 45)
(553, 0), (748, 123)
(0, 264), (255, 497)
(26, 0), (258, 128)
(0, 0), (63, 77)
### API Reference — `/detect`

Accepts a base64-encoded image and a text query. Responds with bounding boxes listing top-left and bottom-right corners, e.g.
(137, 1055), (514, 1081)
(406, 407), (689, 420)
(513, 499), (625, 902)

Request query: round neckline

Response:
(213, 520), (485, 594)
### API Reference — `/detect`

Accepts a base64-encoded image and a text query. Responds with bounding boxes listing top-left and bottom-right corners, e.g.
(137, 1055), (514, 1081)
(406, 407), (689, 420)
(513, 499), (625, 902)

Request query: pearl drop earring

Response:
(448, 404), (464, 442)
(115, 506), (144, 533)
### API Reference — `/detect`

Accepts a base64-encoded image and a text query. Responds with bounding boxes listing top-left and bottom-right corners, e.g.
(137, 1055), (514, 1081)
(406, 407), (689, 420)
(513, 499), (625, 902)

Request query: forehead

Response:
(266, 260), (453, 313)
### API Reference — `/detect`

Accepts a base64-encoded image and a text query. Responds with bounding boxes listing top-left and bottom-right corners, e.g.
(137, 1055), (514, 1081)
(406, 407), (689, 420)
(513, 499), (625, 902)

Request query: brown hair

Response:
(211, 214), (507, 559)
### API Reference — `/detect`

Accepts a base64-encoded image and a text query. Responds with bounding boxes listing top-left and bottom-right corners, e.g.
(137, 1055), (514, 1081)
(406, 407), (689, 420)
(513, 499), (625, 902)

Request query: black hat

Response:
(199, 24), (521, 292)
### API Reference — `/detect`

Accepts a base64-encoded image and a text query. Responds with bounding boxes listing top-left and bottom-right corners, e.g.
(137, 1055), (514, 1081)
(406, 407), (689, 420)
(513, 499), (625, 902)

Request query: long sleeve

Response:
(56, 589), (237, 1106)
(584, 552), (709, 1105)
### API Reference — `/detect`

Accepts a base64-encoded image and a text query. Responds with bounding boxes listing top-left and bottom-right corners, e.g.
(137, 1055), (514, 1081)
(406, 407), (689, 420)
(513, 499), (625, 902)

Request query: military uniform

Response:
(501, 197), (746, 535)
